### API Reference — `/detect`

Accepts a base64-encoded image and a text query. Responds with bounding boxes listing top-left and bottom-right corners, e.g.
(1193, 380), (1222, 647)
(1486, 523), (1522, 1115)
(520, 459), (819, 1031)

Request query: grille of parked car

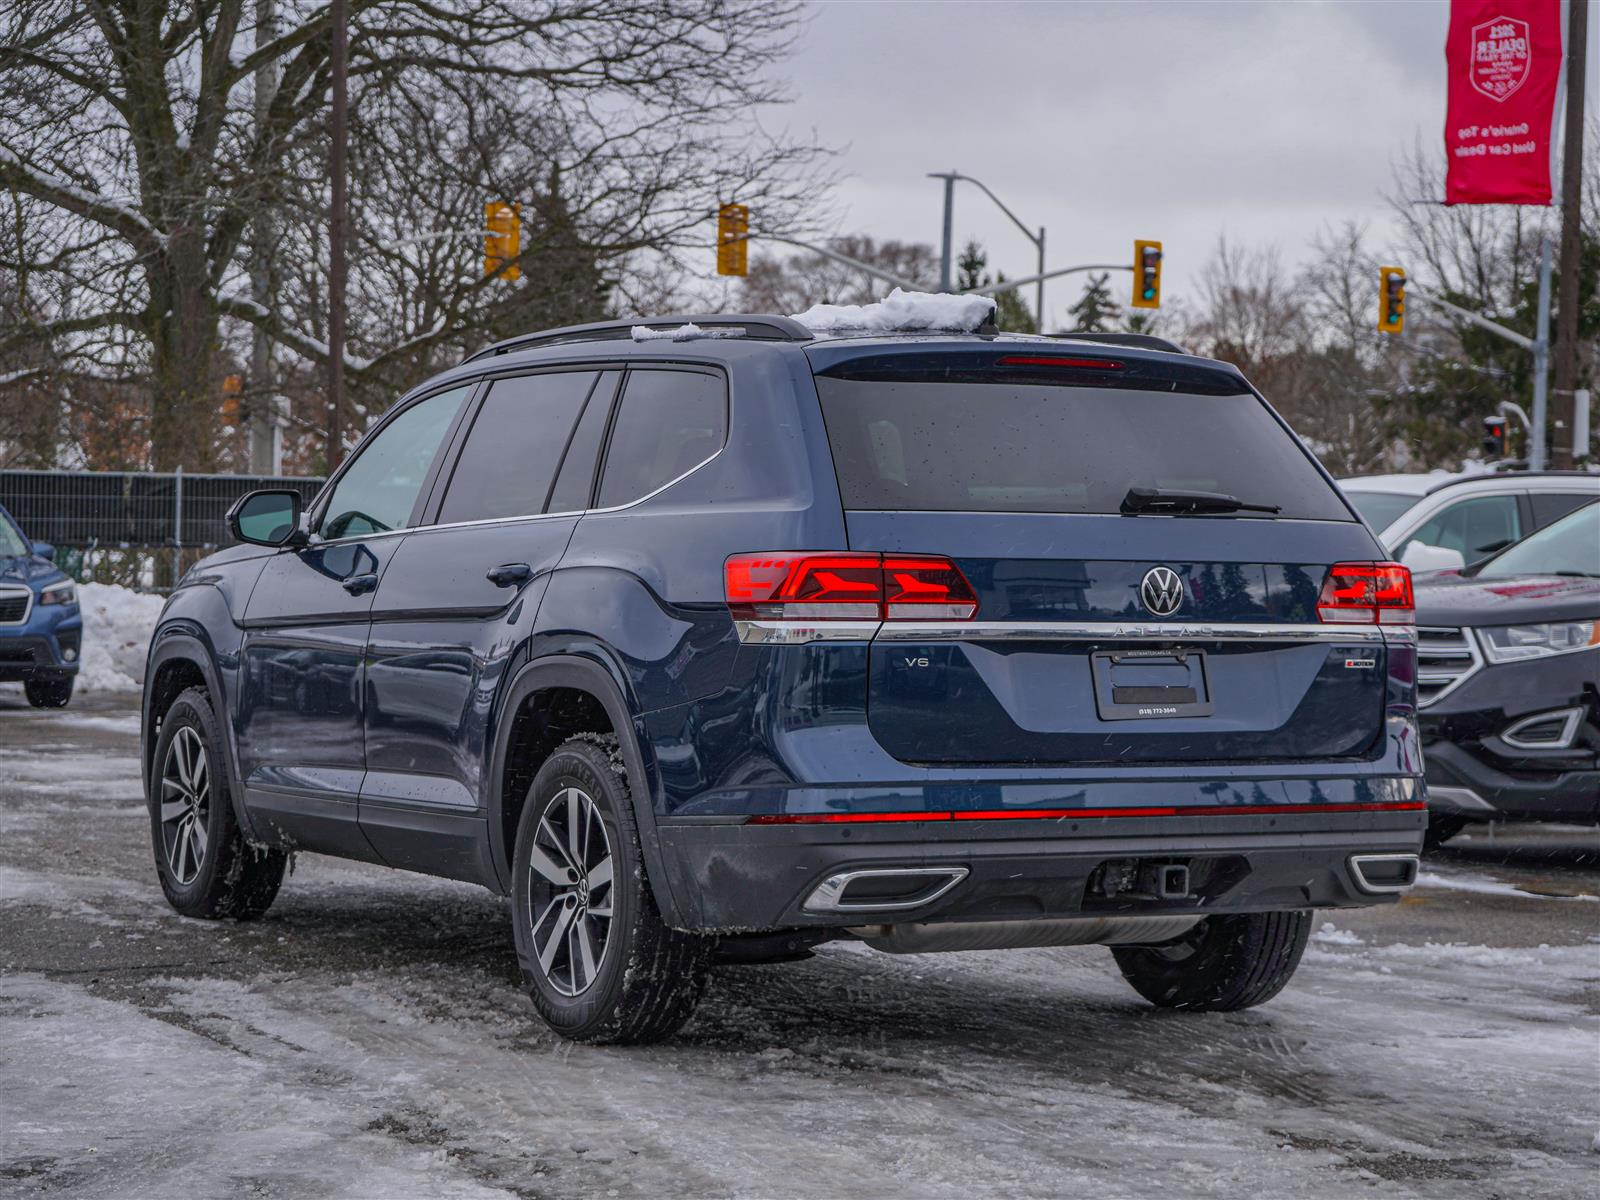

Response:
(1416, 625), (1482, 707)
(0, 591), (31, 624)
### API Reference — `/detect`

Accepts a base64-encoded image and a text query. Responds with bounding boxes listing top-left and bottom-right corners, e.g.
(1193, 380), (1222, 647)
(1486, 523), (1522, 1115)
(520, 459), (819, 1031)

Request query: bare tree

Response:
(0, 0), (830, 469)
(739, 235), (937, 314)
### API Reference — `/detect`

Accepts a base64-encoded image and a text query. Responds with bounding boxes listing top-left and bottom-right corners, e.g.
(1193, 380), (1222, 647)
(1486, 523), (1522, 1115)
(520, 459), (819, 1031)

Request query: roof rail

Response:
(1047, 332), (1188, 355)
(462, 313), (814, 362)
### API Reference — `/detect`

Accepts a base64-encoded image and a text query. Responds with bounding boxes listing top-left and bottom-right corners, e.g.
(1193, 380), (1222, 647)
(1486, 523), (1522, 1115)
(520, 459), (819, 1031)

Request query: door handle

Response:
(342, 572), (379, 595)
(486, 562), (533, 588)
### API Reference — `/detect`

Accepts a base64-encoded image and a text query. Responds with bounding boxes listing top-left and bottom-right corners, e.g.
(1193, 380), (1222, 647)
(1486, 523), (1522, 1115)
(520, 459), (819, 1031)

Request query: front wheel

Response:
(511, 736), (711, 1043)
(1112, 910), (1311, 1012)
(150, 687), (287, 919)
(24, 675), (73, 708)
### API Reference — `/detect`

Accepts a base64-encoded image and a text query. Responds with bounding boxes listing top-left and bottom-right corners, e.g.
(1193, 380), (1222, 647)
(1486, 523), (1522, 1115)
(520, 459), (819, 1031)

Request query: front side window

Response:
(1394, 495), (1522, 566)
(319, 384), (471, 540)
(596, 370), (726, 509)
(0, 514), (28, 557)
(437, 371), (599, 524)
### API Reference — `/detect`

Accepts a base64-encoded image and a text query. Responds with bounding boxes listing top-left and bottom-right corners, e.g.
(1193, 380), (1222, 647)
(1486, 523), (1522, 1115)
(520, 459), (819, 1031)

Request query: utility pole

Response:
(249, 0), (281, 476)
(1531, 234), (1554, 471)
(930, 172), (956, 293)
(1551, 0), (1588, 468)
(929, 171), (1048, 328)
(326, 0), (349, 471)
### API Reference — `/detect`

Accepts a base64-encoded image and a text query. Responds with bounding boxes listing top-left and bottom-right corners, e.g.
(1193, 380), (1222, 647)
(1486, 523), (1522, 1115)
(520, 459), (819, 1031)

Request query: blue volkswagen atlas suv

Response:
(141, 309), (1425, 1043)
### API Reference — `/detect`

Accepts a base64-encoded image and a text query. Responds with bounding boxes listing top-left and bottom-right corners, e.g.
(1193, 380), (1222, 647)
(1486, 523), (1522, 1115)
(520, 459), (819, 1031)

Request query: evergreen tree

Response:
(954, 240), (1036, 333)
(1068, 271), (1122, 333)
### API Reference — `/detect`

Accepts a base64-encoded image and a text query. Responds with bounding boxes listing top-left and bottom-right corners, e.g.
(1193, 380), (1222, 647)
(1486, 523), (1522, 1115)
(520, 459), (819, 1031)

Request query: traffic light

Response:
(220, 374), (243, 425)
(1482, 415), (1508, 458)
(1131, 240), (1162, 309)
(1378, 266), (1405, 333)
(484, 201), (522, 280)
(716, 203), (749, 277)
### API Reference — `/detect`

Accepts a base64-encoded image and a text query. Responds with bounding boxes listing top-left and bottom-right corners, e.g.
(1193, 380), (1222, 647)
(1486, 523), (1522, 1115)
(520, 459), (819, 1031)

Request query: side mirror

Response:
(31, 541), (55, 561)
(1399, 540), (1465, 575)
(228, 489), (305, 548)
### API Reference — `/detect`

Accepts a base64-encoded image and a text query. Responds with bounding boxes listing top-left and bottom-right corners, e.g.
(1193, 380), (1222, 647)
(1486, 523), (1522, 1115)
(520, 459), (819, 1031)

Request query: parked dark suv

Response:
(141, 306), (1425, 1043)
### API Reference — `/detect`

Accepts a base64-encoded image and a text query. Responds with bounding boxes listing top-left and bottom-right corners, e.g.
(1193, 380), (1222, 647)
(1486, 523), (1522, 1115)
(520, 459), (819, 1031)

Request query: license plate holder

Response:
(1091, 649), (1214, 721)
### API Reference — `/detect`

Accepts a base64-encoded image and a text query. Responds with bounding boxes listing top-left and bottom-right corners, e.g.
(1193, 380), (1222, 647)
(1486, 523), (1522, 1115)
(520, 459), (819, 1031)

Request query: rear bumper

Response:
(653, 813), (1425, 933)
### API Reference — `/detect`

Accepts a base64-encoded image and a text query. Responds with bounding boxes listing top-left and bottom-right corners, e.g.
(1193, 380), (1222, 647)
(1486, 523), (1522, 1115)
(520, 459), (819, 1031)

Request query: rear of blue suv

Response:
(141, 311), (1425, 1044)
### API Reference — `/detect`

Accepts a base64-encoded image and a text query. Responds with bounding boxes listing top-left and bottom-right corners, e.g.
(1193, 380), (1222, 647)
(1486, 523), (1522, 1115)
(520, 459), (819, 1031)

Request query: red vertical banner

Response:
(1444, 0), (1564, 204)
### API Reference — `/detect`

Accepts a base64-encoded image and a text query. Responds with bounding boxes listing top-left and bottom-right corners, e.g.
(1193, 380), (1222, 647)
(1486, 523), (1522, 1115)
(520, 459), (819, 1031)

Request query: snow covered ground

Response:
(1, 693), (1597, 1198)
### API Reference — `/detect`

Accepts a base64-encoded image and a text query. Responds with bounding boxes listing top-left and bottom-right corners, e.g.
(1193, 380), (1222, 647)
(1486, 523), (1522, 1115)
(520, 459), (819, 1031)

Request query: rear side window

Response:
(596, 370), (726, 509)
(814, 378), (1351, 520)
(547, 371), (620, 513)
(1530, 491), (1596, 528)
(437, 371), (598, 523)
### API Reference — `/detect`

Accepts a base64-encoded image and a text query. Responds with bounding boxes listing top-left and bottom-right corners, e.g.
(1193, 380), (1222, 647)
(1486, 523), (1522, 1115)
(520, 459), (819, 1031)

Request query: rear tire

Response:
(24, 675), (73, 708)
(1423, 813), (1469, 851)
(511, 736), (711, 1043)
(1112, 910), (1311, 1012)
(150, 687), (287, 920)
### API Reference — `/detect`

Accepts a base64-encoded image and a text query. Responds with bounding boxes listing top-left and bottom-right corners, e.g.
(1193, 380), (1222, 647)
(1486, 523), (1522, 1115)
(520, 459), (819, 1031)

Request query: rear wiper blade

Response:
(1120, 486), (1282, 515)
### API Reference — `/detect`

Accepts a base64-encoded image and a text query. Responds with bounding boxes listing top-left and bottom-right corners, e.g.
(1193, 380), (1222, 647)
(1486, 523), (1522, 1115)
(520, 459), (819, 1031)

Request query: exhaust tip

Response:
(1349, 853), (1419, 894)
(802, 867), (968, 914)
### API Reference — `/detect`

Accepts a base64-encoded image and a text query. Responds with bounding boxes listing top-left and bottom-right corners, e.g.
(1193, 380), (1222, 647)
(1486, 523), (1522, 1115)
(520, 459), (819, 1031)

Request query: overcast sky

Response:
(766, 0), (1595, 328)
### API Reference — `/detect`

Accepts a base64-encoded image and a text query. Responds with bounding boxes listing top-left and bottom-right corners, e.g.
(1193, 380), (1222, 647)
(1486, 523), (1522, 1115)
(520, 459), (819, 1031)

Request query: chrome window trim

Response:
(0, 585), (33, 626)
(309, 377), (727, 547)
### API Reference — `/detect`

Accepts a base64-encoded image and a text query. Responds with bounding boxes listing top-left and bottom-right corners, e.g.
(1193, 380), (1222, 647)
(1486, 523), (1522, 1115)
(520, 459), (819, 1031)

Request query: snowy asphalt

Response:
(1, 690), (1596, 1200)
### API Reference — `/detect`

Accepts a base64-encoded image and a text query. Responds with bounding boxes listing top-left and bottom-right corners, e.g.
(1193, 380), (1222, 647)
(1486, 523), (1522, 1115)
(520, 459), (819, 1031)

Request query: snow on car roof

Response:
(790, 288), (997, 335)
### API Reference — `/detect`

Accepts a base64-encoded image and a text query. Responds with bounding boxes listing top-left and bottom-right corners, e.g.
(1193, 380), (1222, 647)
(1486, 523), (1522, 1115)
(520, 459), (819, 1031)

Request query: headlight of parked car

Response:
(1476, 620), (1600, 663)
(38, 580), (77, 607)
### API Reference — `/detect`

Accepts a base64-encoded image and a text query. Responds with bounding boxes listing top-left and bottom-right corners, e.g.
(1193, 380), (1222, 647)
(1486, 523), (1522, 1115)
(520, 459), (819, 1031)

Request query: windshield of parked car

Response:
(815, 379), (1352, 520)
(1473, 502), (1600, 579)
(1342, 489), (1416, 533)
(0, 513), (28, 557)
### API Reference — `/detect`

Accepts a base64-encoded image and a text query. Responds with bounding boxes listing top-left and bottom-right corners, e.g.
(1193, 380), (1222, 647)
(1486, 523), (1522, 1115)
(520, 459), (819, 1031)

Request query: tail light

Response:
(1317, 562), (1413, 625)
(725, 553), (978, 621)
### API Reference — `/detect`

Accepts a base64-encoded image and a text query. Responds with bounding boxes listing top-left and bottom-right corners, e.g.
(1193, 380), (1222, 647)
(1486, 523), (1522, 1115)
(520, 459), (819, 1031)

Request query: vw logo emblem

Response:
(1140, 566), (1184, 617)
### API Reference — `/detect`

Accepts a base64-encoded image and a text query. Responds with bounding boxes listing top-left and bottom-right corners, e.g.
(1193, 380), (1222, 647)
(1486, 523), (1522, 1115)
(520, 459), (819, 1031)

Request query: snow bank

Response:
(790, 288), (996, 334)
(75, 582), (165, 692)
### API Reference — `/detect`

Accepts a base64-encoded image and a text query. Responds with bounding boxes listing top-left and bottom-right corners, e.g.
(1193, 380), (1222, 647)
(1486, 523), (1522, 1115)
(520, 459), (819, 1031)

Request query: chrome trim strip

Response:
(802, 867), (969, 914)
(872, 620), (1387, 643)
(1347, 853), (1420, 895)
(1501, 706), (1585, 751)
(1415, 625), (1483, 709)
(736, 620), (880, 645)
(0, 585), (34, 626)
(1427, 785), (1495, 813)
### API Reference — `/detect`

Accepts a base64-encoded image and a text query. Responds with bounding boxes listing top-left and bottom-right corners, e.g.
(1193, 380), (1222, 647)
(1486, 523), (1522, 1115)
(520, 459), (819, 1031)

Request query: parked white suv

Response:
(1339, 472), (1600, 573)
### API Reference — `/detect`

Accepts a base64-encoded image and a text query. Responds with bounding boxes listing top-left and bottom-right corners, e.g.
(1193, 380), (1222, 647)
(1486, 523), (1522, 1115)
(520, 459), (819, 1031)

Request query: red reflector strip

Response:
(746, 801), (1424, 825)
(996, 355), (1124, 370)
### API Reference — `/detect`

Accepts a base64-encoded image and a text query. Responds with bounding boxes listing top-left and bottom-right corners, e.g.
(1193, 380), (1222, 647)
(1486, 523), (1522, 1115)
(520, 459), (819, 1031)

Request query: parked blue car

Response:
(141, 310), (1426, 1043)
(0, 503), (80, 707)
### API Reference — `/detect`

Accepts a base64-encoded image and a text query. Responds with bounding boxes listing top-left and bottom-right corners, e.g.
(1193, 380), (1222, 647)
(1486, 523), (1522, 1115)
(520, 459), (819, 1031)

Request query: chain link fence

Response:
(0, 470), (325, 592)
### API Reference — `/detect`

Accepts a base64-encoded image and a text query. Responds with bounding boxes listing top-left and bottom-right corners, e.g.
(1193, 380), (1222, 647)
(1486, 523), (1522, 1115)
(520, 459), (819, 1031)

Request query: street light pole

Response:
(929, 172), (956, 292)
(928, 171), (1048, 329)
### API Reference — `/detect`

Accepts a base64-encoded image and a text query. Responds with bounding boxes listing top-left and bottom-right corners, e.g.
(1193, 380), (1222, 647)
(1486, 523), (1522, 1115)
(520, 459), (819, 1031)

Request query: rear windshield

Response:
(815, 378), (1352, 520)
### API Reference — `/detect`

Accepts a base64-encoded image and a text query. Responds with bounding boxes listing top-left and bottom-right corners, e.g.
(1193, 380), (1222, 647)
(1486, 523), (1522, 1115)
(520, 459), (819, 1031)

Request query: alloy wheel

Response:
(160, 726), (211, 885)
(526, 786), (614, 997)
